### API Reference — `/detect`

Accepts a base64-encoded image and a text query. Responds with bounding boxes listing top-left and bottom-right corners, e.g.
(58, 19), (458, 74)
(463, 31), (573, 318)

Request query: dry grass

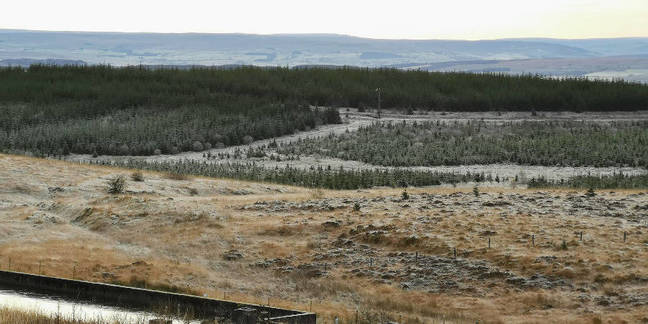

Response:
(0, 307), (120, 324)
(1, 154), (648, 323)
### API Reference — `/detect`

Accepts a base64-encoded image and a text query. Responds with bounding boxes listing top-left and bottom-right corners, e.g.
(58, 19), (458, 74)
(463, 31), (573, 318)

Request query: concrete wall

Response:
(0, 270), (315, 323)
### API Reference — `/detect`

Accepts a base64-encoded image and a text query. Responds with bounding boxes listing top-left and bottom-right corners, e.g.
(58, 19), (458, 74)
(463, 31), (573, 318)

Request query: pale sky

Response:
(1, 0), (647, 40)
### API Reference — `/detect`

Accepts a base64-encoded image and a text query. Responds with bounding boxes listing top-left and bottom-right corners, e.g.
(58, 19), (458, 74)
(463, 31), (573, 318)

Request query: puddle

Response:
(0, 288), (201, 323)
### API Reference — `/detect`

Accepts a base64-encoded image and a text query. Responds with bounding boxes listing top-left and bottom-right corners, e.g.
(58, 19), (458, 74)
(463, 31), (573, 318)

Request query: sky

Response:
(1, 0), (647, 40)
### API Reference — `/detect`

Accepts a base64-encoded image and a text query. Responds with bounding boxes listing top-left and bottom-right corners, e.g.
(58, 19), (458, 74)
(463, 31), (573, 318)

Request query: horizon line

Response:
(2, 27), (647, 42)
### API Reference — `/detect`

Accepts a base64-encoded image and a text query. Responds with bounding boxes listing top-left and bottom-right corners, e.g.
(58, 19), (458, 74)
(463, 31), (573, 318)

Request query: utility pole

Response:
(375, 87), (382, 119)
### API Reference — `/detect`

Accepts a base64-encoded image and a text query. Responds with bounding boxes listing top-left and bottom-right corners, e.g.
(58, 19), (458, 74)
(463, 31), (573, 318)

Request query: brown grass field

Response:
(1, 153), (647, 323)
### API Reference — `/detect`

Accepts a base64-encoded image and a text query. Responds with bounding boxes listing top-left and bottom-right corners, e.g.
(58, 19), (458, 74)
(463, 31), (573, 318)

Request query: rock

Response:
(223, 250), (244, 261)
(48, 186), (64, 193)
(322, 220), (341, 228)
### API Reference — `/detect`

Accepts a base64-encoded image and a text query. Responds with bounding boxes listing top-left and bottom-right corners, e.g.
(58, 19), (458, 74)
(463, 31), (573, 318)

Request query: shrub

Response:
(107, 175), (126, 194)
(401, 190), (409, 200)
(192, 141), (204, 152)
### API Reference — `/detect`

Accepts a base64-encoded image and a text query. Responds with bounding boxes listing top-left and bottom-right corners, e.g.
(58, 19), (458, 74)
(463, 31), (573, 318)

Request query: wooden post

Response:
(488, 237), (491, 249)
(532, 234), (535, 247)
(624, 231), (627, 242)
(453, 247), (457, 258)
(580, 231), (583, 241)
(415, 251), (418, 262)
(376, 88), (382, 119)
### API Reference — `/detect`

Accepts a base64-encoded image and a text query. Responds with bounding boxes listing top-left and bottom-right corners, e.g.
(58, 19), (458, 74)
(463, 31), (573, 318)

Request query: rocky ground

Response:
(2, 154), (648, 323)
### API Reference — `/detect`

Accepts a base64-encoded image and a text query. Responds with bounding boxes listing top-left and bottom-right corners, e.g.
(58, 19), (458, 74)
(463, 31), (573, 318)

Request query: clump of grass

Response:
(113, 276), (201, 296)
(107, 175), (126, 194)
(165, 172), (189, 181)
(0, 307), (116, 324)
(401, 190), (409, 200)
(586, 187), (596, 197)
(353, 202), (361, 212)
(258, 224), (305, 236)
(130, 171), (144, 182)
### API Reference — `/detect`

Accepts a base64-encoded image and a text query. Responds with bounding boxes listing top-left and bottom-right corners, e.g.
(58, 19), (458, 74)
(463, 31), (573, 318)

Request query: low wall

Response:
(0, 270), (315, 324)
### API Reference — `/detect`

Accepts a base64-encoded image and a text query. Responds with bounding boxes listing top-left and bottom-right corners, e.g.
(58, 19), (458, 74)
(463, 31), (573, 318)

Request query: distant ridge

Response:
(1, 29), (648, 82)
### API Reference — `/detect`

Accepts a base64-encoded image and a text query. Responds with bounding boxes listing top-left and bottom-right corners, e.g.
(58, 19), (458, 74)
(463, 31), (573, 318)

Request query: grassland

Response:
(1, 154), (648, 323)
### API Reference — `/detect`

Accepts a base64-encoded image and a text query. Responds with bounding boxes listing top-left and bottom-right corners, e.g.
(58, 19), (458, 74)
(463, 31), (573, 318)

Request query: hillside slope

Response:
(1, 154), (648, 323)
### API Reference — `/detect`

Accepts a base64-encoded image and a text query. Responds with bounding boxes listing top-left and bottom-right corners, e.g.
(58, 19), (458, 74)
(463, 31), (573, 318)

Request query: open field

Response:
(2, 154), (648, 323)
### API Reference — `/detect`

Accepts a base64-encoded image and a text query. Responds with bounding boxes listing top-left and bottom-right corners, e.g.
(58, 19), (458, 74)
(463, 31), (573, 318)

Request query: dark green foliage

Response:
(473, 185), (480, 197)
(353, 202), (361, 212)
(586, 187), (596, 197)
(1, 65), (646, 113)
(92, 160), (493, 190)
(107, 175), (126, 194)
(280, 120), (648, 167)
(401, 190), (409, 200)
(528, 173), (648, 189)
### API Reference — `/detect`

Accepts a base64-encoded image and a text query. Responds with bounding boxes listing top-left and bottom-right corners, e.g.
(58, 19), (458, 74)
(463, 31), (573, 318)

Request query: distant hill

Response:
(0, 58), (86, 67)
(1, 29), (648, 82)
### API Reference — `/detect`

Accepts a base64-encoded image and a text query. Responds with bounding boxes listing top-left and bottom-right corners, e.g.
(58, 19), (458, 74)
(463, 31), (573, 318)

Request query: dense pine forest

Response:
(1, 65), (647, 112)
(278, 121), (648, 168)
(1, 65), (647, 157)
(528, 173), (648, 189)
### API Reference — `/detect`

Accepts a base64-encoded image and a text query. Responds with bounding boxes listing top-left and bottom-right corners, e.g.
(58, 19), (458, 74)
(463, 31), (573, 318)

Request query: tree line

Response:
(278, 120), (648, 168)
(93, 159), (494, 190)
(1, 65), (647, 113)
(528, 173), (648, 189)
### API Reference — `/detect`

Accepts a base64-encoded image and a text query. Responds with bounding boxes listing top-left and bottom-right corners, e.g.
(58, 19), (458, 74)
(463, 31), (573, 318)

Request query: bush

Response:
(192, 141), (204, 152)
(107, 175), (126, 194)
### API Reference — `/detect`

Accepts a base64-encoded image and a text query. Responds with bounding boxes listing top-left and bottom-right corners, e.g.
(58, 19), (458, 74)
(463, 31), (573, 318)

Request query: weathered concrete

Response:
(0, 270), (316, 324)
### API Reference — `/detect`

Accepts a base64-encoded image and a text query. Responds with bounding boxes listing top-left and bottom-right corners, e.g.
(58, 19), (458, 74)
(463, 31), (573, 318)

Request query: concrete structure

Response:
(0, 270), (315, 324)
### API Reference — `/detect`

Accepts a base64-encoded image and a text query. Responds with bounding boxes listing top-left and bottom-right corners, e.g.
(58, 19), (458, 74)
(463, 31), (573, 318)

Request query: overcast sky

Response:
(2, 0), (646, 40)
